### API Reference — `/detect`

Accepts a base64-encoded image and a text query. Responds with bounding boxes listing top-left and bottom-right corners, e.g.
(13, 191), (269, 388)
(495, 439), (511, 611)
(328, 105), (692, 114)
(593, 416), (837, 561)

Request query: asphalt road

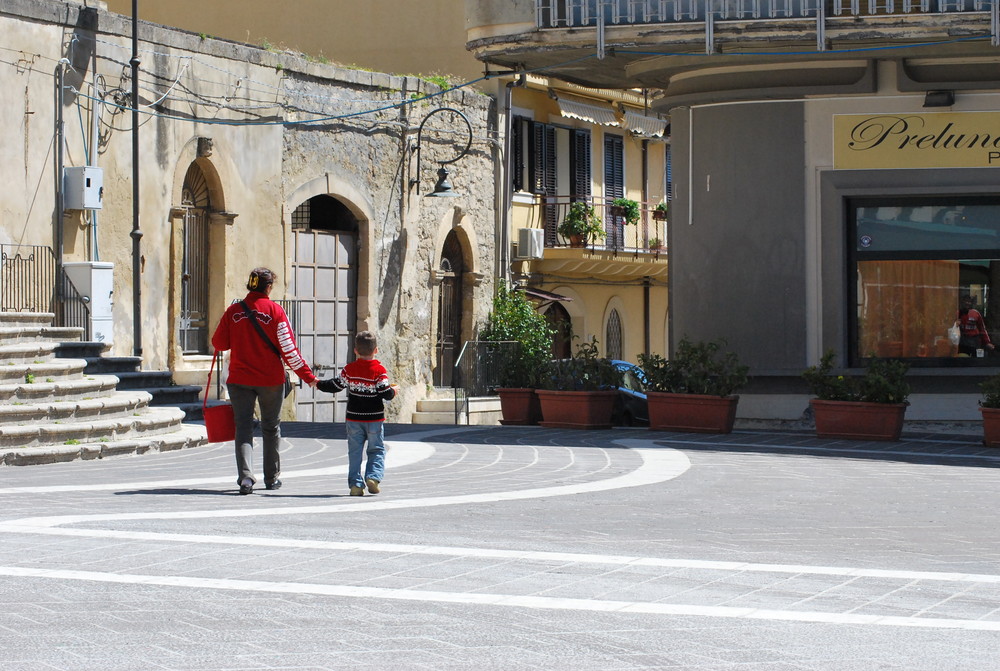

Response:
(1, 422), (999, 670)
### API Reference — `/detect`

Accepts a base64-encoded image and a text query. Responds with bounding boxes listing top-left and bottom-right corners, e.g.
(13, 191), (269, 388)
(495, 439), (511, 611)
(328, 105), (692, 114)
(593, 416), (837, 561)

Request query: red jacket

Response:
(211, 291), (317, 387)
(957, 308), (992, 347)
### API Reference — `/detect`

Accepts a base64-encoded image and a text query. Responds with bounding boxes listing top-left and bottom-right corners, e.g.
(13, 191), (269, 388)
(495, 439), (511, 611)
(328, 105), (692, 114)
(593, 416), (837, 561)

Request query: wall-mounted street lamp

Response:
(411, 107), (472, 197)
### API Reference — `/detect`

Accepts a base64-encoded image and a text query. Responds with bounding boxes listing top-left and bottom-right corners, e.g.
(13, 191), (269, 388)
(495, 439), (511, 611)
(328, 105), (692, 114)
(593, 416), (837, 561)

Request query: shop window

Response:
(849, 197), (1000, 366)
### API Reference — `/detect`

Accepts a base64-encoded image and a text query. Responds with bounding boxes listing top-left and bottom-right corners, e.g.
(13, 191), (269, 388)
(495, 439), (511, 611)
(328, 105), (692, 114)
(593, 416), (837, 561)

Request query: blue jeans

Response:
(345, 420), (385, 488)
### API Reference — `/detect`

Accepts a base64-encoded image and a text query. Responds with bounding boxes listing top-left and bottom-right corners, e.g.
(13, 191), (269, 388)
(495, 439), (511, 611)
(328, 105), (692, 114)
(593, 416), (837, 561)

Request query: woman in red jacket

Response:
(957, 295), (995, 357)
(211, 267), (318, 494)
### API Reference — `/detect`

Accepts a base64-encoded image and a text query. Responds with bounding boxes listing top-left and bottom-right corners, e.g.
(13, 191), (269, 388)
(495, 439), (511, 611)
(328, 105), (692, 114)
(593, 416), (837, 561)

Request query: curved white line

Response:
(2, 440), (689, 527)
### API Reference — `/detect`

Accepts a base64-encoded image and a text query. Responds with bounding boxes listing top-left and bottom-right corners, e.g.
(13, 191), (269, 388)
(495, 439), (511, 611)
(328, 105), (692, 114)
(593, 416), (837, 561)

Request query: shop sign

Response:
(834, 112), (1000, 169)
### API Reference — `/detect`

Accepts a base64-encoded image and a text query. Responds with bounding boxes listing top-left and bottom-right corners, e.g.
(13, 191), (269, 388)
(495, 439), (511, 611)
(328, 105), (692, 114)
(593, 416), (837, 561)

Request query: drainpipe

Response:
(130, 1), (142, 357)
(55, 59), (68, 272)
(500, 74), (526, 284)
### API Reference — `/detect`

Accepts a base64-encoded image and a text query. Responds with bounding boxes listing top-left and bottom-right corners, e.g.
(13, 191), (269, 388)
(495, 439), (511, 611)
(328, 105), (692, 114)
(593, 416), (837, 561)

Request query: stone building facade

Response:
(0, 0), (498, 422)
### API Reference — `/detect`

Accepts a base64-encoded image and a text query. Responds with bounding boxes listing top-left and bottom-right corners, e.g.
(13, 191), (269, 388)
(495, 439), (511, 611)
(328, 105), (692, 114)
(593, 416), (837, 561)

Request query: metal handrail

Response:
(1, 244), (90, 337)
(453, 340), (520, 425)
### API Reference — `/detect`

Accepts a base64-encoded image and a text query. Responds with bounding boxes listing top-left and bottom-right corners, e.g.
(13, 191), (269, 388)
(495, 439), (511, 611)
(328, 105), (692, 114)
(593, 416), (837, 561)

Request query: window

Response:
(849, 197), (1000, 366)
(512, 117), (592, 243)
(606, 308), (623, 360)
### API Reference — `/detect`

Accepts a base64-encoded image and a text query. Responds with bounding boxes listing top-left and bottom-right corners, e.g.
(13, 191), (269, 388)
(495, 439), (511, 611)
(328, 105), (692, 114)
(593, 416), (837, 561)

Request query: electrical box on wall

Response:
(63, 166), (104, 210)
(516, 228), (545, 260)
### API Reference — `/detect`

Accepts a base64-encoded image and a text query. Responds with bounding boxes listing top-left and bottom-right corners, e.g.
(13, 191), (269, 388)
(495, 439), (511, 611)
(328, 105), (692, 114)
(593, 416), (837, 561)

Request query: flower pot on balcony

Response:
(537, 389), (616, 429)
(568, 234), (586, 248)
(647, 392), (740, 434)
(810, 399), (907, 441)
(497, 388), (542, 426)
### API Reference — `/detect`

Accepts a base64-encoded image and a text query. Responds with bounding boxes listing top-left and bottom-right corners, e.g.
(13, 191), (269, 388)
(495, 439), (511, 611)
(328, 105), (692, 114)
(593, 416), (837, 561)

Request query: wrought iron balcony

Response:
(521, 195), (669, 254)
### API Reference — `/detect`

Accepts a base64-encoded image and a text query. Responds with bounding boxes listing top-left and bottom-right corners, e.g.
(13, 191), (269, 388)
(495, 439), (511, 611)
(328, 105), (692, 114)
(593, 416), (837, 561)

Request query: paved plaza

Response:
(1, 422), (999, 670)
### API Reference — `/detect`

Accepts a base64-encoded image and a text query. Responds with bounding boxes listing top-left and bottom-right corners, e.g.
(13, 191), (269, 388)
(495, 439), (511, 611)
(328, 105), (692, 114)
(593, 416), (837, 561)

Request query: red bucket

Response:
(203, 352), (235, 443)
(204, 403), (235, 443)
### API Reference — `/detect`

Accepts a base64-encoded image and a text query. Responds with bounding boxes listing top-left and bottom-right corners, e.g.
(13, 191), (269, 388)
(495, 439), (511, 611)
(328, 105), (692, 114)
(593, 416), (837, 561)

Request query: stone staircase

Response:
(54, 340), (206, 420)
(411, 387), (503, 425)
(0, 312), (207, 466)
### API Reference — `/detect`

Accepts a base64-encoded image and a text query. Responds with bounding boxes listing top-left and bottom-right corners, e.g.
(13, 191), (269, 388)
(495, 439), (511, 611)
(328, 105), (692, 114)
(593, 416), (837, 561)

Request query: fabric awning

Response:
(558, 99), (619, 127)
(623, 110), (668, 138)
(518, 287), (573, 303)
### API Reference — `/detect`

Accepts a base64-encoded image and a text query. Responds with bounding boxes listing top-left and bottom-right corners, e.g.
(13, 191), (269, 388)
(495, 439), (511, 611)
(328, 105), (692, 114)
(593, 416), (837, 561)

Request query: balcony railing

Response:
(532, 195), (669, 254)
(537, 0), (999, 49)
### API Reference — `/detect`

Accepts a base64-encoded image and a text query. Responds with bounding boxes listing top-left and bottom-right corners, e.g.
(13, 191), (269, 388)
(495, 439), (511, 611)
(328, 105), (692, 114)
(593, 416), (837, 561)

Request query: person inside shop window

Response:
(957, 295), (995, 357)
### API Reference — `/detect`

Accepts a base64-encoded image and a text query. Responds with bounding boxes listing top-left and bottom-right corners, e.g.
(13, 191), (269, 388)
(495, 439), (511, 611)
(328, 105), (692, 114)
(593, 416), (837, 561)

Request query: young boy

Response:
(317, 331), (397, 496)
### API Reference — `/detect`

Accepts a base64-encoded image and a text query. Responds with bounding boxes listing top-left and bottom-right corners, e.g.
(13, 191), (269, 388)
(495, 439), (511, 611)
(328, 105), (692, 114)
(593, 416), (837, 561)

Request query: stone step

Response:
(0, 374), (119, 403)
(0, 341), (58, 365)
(54, 340), (111, 359)
(0, 405), (188, 448)
(114, 370), (176, 389)
(0, 312), (54, 329)
(0, 325), (84, 345)
(0, 390), (153, 424)
(0, 358), (89, 383)
(79, 355), (143, 374)
(1, 423), (208, 466)
(412, 396), (502, 425)
(145, 384), (203, 406)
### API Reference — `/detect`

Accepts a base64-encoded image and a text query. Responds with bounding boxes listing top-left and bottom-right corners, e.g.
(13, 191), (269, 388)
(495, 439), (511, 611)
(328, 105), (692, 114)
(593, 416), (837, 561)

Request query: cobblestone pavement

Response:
(1, 422), (999, 670)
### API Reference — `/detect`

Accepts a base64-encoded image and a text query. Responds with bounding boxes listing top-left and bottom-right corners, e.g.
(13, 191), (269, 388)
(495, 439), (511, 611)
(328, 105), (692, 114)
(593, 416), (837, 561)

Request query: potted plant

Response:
(652, 201), (669, 221)
(480, 284), (554, 425)
(638, 337), (749, 434)
(648, 237), (665, 251)
(979, 373), (1000, 447)
(609, 197), (640, 226)
(802, 350), (910, 441)
(537, 337), (623, 429)
(558, 202), (605, 247)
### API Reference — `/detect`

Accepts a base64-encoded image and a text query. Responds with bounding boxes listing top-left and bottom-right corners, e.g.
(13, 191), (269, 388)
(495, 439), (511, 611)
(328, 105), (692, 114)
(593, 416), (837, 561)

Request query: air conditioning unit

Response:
(516, 228), (544, 260)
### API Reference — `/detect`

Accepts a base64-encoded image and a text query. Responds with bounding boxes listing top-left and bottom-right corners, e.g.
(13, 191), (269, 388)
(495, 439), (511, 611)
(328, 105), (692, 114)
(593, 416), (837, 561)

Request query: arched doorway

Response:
(545, 302), (573, 359)
(289, 195), (359, 422)
(179, 163), (211, 354)
(434, 231), (465, 387)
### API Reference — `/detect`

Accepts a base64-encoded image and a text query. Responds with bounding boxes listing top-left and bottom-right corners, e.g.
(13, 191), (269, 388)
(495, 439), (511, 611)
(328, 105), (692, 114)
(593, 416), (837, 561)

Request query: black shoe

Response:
(265, 479), (282, 491)
(239, 478), (254, 495)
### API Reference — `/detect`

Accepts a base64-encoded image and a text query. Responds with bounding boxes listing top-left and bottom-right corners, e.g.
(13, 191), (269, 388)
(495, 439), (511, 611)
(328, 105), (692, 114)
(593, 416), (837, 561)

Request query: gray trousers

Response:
(228, 383), (284, 486)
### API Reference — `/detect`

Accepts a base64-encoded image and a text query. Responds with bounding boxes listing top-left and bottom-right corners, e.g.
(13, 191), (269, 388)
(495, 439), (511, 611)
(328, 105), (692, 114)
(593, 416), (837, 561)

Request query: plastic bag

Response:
(948, 322), (961, 346)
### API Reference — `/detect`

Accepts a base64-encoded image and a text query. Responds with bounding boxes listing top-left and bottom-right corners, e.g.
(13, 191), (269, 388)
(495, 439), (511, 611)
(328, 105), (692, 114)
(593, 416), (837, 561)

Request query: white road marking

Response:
(1, 565), (998, 631)
(0, 440), (434, 494)
(3, 435), (997, 632)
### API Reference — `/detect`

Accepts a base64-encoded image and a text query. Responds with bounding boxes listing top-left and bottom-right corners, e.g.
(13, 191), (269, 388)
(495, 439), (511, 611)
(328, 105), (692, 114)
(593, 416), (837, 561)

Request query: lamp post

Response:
(130, 0), (142, 357)
(411, 107), (472, 197)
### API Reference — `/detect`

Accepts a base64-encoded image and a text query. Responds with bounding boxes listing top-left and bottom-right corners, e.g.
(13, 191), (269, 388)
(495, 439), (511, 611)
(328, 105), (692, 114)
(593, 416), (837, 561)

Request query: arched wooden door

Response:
(434, 231), (465, 387)
(289, 195), (358, 422)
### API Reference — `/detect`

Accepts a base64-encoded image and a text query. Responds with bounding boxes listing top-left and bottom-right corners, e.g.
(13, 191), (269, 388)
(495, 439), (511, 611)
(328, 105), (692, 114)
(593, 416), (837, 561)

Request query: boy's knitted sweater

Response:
(317, 358), (395, 422)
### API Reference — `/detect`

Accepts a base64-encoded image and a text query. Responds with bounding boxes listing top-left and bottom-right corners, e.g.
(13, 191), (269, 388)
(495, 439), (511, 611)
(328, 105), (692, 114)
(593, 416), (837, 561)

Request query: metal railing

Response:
(535, 195), (669, 253)
(537, 0), (999, 49)
(453, 340), (520, 425)
(1, 244), (90, 337)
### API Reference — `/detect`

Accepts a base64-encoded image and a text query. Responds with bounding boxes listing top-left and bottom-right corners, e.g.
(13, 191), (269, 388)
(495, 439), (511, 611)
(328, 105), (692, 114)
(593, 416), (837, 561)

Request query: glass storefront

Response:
(850, 197), (1000, 366)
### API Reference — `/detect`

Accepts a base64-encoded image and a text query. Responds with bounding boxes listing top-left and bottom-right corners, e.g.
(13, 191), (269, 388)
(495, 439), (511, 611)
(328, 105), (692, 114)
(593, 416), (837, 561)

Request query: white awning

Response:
(558, 99), (619, 127)
(623, 110), (668, 138)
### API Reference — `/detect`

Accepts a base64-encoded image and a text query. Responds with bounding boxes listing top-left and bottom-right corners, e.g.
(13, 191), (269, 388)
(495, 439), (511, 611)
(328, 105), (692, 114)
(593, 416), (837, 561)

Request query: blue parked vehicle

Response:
(610, 360), (648, 426)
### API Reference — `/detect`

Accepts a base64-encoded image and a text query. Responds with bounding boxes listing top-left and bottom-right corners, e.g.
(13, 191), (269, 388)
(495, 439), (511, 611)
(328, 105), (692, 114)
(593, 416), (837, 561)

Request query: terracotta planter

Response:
(647, 392), (739, 434)
(568, 234), (586, 248)
(537, 390), (616, 429)
(810, 399), (906, 441)
(981, 406), (1000, 447)
(497, 388), (542, 426)
(652, 210), (668, 221)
